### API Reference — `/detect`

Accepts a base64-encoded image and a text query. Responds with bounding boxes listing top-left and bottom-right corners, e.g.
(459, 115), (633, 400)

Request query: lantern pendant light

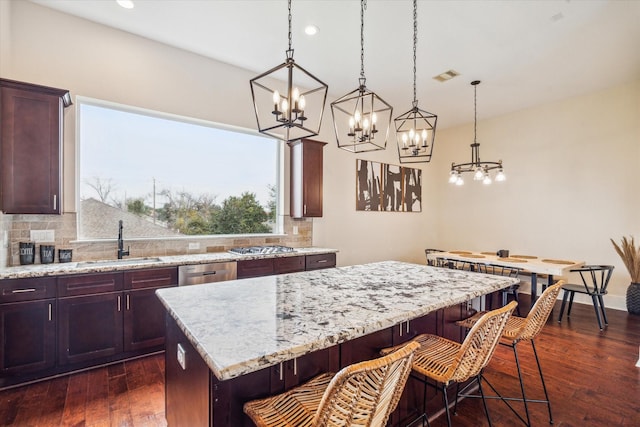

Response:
(250, 0), (328, 142)
(331, 0), (393, 153)
(395, 0), (438, 164)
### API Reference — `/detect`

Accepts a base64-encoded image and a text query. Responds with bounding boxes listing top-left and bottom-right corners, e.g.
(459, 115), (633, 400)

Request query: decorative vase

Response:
(627, 282), (640, 315)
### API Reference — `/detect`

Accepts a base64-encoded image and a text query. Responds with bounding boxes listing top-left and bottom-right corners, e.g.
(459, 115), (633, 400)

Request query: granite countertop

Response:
(156, 260), (519, 381)
(0, 247), (338, 280)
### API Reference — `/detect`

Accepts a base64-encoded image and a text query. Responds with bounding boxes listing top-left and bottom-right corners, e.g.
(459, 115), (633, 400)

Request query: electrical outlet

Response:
(188, 242), (200, 250)
(177, 343), (186, 370)
(30, 230), (55, 242)
(293, 226), (299, 235)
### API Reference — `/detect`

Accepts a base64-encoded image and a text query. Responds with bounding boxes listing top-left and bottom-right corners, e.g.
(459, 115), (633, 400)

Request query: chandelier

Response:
(449, 80), (505, 185)
(331, 0), (392, 153)
(249, 0), (328, 142)
(394, 0), (437, 164)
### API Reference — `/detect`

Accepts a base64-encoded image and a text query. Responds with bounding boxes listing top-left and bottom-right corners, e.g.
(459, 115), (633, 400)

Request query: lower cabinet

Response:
(124, 287), (169, 352)
(237, 253), (336, 279)
(58, 292), (123, 365)
(0, 299), (56, 375)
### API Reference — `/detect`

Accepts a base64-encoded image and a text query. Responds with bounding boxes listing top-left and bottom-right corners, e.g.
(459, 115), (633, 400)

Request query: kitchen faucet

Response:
(117, 220), (130, 259)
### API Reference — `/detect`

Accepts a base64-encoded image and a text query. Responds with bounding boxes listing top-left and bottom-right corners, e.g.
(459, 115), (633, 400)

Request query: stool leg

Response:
(591, 295), (603, 330)
(442, 384), (452, 427)
(513, 344), (532, 427)
(477, 374), (493, 427)
(567, 292), (575, 317)
(597, 295), (609, 325)
(531, 340), (553, 425)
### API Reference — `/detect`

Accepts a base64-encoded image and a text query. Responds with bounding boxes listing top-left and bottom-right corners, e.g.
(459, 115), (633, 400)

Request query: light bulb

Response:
(448, 170), (458, 183)
(292, 88), (299, 102)
(456, 176), (464, 186)
(281, 99), (289, 113)
(495, 169), (506, 182)
(421, 129), (428, 141)
(354, 110), (361, 122)
(372, 112), (377, 124)
(299, 95), (306, 110)
(474, 167), (484, 181)
(483, 174), (492, 185)
(272, 90), (280, 104)
(363, 118), (370, 130)
(349, 117), (355, 128)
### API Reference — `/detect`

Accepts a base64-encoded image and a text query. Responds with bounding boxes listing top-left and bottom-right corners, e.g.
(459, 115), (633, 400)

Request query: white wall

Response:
(2, 1), (638, 309)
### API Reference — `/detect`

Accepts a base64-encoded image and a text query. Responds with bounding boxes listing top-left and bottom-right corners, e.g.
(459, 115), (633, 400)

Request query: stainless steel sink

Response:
(76, 257), (163, 267)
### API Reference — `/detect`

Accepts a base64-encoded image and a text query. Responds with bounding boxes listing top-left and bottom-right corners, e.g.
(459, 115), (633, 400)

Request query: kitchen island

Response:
(156, 260), (519, 426)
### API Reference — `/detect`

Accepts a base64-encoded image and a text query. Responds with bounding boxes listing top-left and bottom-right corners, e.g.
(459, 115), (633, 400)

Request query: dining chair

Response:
(477, 263), (523, 316)
(381, 301), (517, 427)
(557, 265), (614, 330)
(457, 281), (565, 426)
(243, 341), (419, 427)
(425, 248), (445, 266)
(438, 257), (476, 271)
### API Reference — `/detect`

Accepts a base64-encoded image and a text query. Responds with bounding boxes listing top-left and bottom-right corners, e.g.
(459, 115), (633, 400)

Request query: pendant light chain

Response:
(412, 0), (417, 107)
(360, 0), (367, 81)
(287, 0), (293, 51)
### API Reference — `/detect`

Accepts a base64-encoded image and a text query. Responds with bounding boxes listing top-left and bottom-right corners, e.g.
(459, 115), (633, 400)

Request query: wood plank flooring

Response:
(1, 299), (639, 426)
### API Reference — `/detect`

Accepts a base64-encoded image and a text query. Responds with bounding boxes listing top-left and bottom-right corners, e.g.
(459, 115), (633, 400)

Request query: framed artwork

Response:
(356, 160), (421, 212)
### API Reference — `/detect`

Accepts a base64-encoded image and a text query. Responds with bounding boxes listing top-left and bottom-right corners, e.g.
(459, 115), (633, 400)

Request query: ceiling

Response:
(30, 0), (640, 129)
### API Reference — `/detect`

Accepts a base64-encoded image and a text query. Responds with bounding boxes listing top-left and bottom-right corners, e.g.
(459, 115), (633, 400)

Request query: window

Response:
(77, 97), (282, 240)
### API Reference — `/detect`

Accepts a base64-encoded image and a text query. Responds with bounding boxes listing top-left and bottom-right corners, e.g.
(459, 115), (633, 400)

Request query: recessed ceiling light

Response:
(304, 25), (319, 36)
(116, 0), (135, 9)
(433, 70), (460, 82)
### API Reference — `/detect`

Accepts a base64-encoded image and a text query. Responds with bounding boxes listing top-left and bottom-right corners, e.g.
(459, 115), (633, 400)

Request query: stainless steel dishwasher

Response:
(178, 262), (237, 286)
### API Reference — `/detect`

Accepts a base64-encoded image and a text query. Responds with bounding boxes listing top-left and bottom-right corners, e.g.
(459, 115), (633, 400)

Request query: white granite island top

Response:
(156, 260), (519, 381)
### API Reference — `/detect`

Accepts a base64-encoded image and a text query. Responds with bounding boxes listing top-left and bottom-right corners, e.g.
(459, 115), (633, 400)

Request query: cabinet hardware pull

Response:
(117, 295), (121, 312)
(12, 288), (36, 293)
(399, 323), (403, 337)
(317, 260), (327, 263)
(279, 362), (284, 381)
(304, 204), (307, 215)
(406, 320), (410, 334)
(53, 195), (57, 210)
(48, 303), (52, 321)
(293, 358), (297, 376)
(126, 294), (130, 310)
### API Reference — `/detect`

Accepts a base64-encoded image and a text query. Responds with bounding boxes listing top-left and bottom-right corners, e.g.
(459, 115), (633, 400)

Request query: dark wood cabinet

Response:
(0, 78), (71, 214)
(305, 253), (336, 270)
(273, 256), (305, 274)
(57, 292), (123, 365)
(237, 258), (275, 279)
(0, 277), (57, 376)
(289, 138), (326, 218)
(123, 267), (177, 352)
(238, 254), (335, 279)
(0, 299), (56, 375)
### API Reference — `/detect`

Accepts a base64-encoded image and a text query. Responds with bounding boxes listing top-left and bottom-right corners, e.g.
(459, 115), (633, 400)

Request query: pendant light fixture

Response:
(250, 0), (328, 142)
(449, 80), (505, 186)
(331, 0), (392, 153)
(395, 0), (438, 164)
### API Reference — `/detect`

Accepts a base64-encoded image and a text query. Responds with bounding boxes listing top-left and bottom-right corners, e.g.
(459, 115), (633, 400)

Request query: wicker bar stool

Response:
(381, 301), (517, 427)
(456, 281), (565, 426)
(243, 341), (419, 427)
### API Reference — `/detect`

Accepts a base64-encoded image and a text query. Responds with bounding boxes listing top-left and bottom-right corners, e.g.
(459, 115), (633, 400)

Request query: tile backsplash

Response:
(2, 213), (312, 267)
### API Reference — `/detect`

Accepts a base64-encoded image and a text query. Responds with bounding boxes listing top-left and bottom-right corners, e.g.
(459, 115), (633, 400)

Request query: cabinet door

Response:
(0, 299), (55, 375)
(237, 259), (274, 279)
(124, 287), (169, 352)
(58, 293), (123, 365)
(290, 139), (326, 218)
(0, 80), (70, 214)
(273, 256), (305, 274)
(124, 267), (178, 290)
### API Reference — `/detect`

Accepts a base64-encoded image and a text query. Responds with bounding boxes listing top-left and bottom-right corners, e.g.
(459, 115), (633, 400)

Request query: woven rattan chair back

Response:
(447, 301), (517, 383)
(508, 281), (565, 342)
(312, 341), (419, 426)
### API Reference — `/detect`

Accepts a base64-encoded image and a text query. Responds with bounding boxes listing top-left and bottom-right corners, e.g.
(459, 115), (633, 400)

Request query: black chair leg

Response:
(597, 295), (609, 325)
(567, 292), (575, 316)
(513, 291), (521, 316)
(591, 295), (604, 330)
(477, 374), (493, 427)
(513, 344), (532, 427)
(531, 340), (553, 425)
(442, 384), (452, 427)
(558, 290), (569, 322)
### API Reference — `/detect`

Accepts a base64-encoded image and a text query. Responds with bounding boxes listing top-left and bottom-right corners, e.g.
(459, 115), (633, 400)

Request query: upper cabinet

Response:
(289, 138), (326, 218)
(0, 78), (72, 214)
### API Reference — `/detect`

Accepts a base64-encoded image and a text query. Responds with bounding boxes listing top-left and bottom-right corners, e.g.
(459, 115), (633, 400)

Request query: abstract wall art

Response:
(355, 160), (421, 212)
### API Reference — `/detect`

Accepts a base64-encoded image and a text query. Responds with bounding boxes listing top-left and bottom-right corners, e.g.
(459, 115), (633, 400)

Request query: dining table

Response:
(426, 250), (585, 305)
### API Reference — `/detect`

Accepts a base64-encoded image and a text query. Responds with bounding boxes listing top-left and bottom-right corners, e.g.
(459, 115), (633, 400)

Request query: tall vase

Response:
(627, 282), (640, 315)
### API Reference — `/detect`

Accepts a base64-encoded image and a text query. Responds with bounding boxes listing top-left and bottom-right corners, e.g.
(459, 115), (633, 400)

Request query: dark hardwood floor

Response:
(1, 299), (638, 426)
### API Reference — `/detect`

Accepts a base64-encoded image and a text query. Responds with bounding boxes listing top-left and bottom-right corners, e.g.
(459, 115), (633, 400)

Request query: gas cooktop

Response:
(228, 245), (295, 255)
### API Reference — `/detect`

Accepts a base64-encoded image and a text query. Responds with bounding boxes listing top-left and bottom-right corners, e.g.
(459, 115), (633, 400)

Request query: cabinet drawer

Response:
(124, 267), (178, 290)
(305, 253), (336, 270)
(274, 256), (305, 274)
(237, 259), (274, 279)
(58, 272), (123, 297)
(0, 277), (56, 303)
